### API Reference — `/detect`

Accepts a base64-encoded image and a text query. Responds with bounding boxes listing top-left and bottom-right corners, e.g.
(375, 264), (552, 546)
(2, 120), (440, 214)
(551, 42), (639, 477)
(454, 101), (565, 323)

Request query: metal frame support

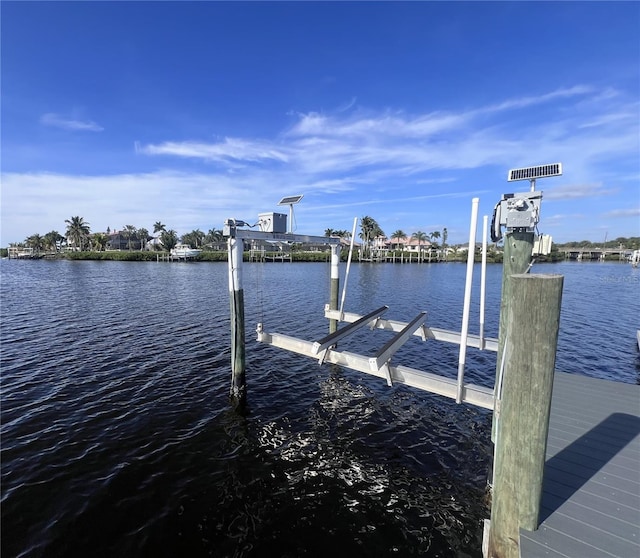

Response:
(369, 312), (428, 386)
(312, 305), (389, 360)
(324, 307), (498, 352)
(256, 327), (495, 409)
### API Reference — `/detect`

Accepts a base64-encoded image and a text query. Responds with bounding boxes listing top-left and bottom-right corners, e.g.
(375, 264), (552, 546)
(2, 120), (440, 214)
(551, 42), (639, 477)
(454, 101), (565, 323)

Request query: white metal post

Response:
(329, 243), (340, 333)
(480, 215), (488, 350)
(339, 217), (358, 320)
(456, 197), (479, 403)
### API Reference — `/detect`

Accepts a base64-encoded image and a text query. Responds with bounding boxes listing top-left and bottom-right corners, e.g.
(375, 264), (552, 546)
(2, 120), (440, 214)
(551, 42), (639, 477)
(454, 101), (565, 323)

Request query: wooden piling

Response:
(488, 273), (564, 558)
(228, 236), (246, 407)
(329, 244), (340, 333)
(493, 231), (534, 439)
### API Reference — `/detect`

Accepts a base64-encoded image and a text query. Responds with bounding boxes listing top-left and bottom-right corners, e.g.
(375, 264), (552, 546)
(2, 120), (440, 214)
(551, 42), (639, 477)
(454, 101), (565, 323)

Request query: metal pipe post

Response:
(228, 236), (246, 407)
(456, 197), (479, 403)
(329, 243), (340, 333)
(339, 217), (358, 320)
(479, 215), (488, 349)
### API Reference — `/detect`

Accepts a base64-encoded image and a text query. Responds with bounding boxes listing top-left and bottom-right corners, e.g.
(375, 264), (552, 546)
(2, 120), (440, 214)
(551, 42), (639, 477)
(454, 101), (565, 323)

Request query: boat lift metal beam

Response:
(324, 308), (498, 352)
(256, 325), (494, 410)
(370, 312), (428, 387)
(312, 305), (389, 357)
(231, 228), (341, 245)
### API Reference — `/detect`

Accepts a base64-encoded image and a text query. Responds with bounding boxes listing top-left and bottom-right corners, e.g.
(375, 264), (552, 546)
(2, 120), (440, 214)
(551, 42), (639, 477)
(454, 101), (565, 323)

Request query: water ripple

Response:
(1, 259), (638, 557)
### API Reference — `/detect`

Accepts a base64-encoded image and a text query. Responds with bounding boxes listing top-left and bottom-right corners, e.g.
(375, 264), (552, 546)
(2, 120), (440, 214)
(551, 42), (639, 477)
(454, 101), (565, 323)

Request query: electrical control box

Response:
(258, 212), (287, 233)
(498, 192), (542, 231)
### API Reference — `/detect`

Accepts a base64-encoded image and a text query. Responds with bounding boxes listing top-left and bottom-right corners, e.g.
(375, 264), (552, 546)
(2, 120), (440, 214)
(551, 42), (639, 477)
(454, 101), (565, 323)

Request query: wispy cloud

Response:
(135, 138), (289, 164)
(336, 97), (357, 113)
(285, 110), (468, 138)
(313, 190), (489, 211)
(544, 183), (618, 200)
(40, 113), (104, 132)
(603, 207), (640, 218)
(482, 85), (593, 113)
(137, 85), (637, 186)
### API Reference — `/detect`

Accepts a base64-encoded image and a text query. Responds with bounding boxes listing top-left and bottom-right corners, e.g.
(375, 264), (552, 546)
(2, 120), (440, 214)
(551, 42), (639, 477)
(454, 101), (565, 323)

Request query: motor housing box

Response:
(499, 192), (542, 232)
(258, 212), (287, 233)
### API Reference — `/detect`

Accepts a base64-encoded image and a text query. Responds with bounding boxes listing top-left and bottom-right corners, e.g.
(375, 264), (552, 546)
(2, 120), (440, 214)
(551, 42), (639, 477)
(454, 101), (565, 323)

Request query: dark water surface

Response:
(2, 259), (638, 557)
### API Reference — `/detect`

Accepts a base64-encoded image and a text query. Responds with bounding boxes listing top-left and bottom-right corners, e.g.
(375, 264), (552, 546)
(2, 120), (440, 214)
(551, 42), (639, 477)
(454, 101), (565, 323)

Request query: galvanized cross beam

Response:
(312, 305), (389, 362)
(255, 324), (494, 409)
(369, 312), (428, 386)
(324, 307), (498, 352)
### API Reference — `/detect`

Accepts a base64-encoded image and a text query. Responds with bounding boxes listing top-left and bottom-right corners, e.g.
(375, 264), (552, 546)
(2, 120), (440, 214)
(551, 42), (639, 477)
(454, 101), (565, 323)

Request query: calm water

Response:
(1, 259), (638, 557)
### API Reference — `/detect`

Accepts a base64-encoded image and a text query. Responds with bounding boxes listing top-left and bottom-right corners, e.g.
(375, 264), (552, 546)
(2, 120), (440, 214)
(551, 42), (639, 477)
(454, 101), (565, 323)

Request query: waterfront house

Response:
(107, 231), (142, 251)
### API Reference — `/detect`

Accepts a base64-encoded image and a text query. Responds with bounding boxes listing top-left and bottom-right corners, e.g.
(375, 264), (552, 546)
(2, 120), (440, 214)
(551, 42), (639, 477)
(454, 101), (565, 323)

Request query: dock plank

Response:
(542, 477), (640, 513)
(519, 372), (640, 558)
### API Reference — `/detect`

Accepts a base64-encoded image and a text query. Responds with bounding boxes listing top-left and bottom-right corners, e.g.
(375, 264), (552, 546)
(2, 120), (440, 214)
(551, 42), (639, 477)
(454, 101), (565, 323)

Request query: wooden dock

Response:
(519, 371), (640, 557)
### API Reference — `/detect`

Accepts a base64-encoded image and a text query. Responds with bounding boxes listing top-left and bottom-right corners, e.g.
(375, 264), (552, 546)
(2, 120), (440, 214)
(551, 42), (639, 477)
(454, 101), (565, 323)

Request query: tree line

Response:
(555, 237), (640, 250)
(326, 215), (448, 259)
(13, 216), (226, 253)
(10, 213), (638, 255)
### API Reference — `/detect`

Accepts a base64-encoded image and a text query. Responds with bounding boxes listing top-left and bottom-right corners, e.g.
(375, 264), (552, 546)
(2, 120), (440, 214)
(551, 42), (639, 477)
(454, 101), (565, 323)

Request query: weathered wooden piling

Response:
(329, 244), (340, 333)
(488, 273), (564, 558)
(493, 231), (534, 438)
(228, 236), (246, 407)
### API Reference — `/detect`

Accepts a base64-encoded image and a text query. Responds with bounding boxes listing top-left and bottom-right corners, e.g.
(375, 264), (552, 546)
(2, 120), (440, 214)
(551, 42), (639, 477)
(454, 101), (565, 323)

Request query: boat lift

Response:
(226, 197), (498, 411)
(225, 174), (565, 555)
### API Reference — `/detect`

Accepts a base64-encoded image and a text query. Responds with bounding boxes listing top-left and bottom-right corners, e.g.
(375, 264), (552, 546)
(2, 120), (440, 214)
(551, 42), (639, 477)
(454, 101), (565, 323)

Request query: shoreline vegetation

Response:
(3, 213), (637, 264)
(0, 247), (578, 264)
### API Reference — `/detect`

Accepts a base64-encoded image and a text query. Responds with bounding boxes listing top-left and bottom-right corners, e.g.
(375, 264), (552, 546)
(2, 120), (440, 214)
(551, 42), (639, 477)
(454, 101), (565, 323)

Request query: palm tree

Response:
(137, 228), (149, 251)
(206, 228), (223, 242)
(153, 221), (166, 235)
(43, 230), (64, 253)
(26, 233), (45, 254)
(391, 230), (407, 251)
(429, 231), (441, 262)
(123, 225), (137, 250)
(91, 233), (109, 252)
(359, 216), (383, 260)
(193, 229), (205, 247)
(182, 232), (194, 248)
(326, 228), (352, 239)
(442, 228), (448, 261)
(65, 216), (91, 251)
(160, 229), (178, 251)
(181, 229), (205, 249)
(411, 231), (428, 263)
(203, 228), (224, 249)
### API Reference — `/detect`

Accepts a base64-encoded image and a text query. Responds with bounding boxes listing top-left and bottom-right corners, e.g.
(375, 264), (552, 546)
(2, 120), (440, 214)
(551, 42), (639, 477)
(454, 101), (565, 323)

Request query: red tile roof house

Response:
(363, 236), (436, 262)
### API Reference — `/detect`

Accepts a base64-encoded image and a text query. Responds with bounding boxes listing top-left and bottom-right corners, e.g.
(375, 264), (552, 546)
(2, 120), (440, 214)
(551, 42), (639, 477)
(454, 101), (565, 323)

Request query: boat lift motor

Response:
(491, 162), (562, 243)
(490, 191), (542, 243)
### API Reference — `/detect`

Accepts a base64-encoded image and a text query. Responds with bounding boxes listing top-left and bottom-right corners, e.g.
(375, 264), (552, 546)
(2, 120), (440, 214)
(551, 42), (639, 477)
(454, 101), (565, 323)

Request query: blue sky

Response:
(2, 1), (639, 246)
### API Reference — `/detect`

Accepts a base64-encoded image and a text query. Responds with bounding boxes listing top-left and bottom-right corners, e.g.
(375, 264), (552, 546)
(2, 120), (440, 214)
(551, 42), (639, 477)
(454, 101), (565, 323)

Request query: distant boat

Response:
(630, 250), (640, 268)
(170, 243), (201, 259)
